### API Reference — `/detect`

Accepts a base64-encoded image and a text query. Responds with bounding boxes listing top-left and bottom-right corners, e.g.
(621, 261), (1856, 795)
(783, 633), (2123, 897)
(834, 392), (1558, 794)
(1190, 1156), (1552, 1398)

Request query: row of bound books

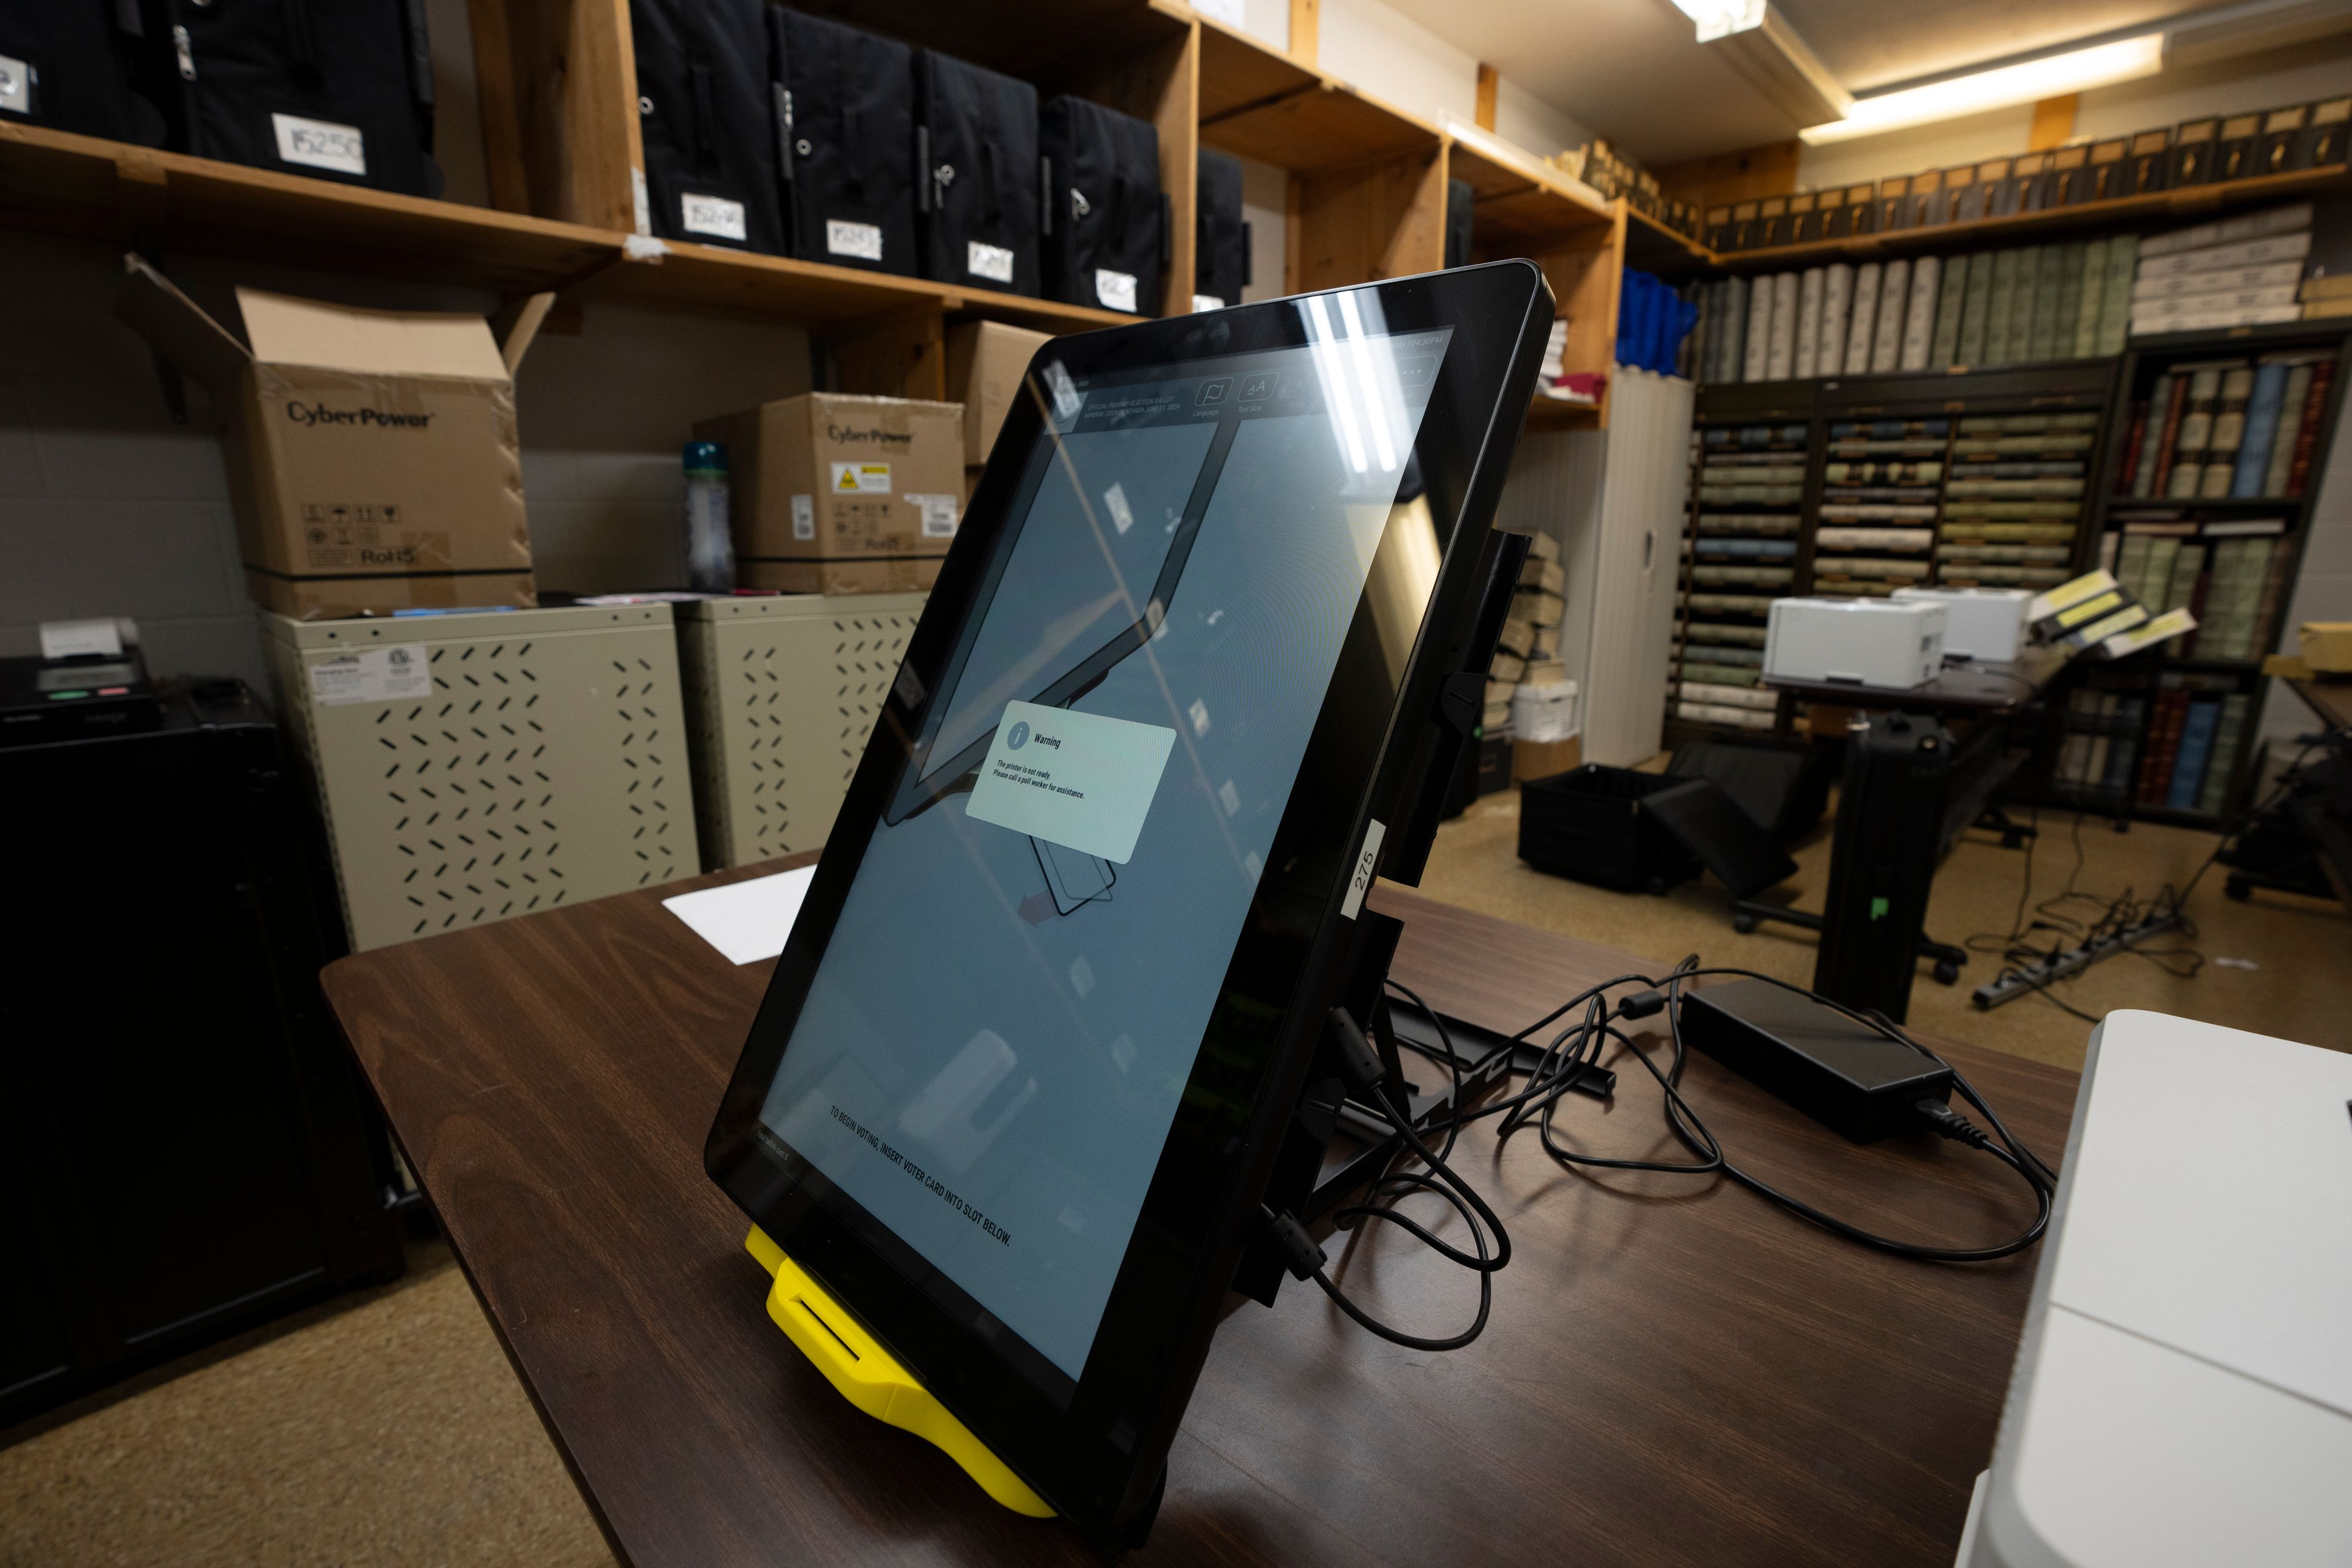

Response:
(2054, 688), (2251, 816)
(1695, 238), (2136, 385)
(2100, 519), (2292, 661)
(1705, 96), (2348, 255)
(2115, 349), (2336, 500)
(2129, 202), (2321, 335)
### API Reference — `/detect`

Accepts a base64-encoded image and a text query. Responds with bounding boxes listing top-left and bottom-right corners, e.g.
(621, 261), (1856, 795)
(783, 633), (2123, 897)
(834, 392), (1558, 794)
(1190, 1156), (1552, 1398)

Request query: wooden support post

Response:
(1289, 0), (1319, 66)
(1476, 64), (1499, 133)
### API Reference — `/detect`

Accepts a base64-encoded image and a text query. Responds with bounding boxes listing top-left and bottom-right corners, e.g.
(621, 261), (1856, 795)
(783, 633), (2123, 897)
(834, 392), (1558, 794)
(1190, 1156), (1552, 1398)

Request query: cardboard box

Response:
(696, 393), (963, 597)
(115, 254), (543, 620)
(2301, 621), (2352, 673)
(947, 321), (1052, 466)
(1510, 732), (1581, 784)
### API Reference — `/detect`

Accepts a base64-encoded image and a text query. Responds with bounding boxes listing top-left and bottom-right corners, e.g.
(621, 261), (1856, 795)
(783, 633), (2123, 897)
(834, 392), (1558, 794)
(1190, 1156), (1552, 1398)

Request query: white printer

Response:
(1891, 586), (2032, 662)
(1763, 597), (1947, 688)
(1959, 1011), (2352, 1568)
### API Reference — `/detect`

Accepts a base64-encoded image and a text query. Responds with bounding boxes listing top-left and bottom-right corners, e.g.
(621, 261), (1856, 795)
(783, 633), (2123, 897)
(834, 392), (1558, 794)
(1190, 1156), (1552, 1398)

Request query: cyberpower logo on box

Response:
(826, 424), (914, 445)
(285, 404), (434, 429)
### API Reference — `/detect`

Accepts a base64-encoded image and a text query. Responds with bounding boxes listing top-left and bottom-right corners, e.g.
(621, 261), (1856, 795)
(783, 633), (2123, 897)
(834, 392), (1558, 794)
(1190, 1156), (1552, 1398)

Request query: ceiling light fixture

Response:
(1799, 34), (2168, 144)
(1668, 0), (1766, 42)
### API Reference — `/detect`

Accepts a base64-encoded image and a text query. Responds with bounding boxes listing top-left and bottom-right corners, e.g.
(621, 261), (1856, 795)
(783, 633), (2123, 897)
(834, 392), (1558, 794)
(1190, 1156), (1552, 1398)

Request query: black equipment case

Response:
(1445, 176), (1474, 268)
(914, 51), (1040, 296)
(148, 0), (440, 197)
(631, 0), (785, 252)
(1194, 147), (1250, 310)
(0, 1), (165, 145)
(1041, 94), (1163, 315)
(0, 680), (402, 1426)
(769, 9), (914, 275)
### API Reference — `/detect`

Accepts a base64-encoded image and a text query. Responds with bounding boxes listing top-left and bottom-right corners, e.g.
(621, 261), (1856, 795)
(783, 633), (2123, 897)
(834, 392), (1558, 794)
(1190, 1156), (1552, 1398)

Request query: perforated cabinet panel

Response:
(262, 606), (700, 951)
(678, 592), (926, 869)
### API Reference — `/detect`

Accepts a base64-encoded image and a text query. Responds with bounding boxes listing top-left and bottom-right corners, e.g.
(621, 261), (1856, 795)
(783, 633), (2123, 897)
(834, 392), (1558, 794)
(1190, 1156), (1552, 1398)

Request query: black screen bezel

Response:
(704, 260), (1551, 1537)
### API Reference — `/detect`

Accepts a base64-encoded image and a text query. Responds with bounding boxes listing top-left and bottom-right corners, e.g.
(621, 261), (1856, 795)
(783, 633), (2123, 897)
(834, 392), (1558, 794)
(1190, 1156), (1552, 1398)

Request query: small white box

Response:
(1763, 598), (1947, 688)
(1510, 679), (1579, 742)
(1890, 586), (2030, 662)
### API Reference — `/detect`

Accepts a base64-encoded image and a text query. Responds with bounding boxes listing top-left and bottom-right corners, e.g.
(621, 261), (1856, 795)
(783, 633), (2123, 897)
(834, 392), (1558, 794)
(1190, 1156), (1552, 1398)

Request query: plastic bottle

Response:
(683, 440), (734, 592)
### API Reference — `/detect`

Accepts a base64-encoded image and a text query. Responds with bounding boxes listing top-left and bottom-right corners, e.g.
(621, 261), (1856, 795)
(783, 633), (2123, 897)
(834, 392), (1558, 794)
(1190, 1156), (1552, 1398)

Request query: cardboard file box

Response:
(116, 255), (545, 619)
(696, 393), (962, 595)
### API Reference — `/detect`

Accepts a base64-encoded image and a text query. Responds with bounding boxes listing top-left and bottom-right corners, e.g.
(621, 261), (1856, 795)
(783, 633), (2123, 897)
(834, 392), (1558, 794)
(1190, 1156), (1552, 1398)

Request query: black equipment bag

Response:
(0, 1), (165, 145)
(769, 9), (913, 275)
(148, 0), (439, 197)
(1194, 148), (1249, 310)
(1040, 94), (1162, 315)
(915, 51), (1039, 296)
(632, 0), (783, 252)
(1444, 177), (1474, 268)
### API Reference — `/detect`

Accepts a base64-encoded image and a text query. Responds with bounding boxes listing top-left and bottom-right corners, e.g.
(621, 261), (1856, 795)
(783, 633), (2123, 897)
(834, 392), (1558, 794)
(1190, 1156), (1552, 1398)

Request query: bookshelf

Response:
(1670, 361), (2119, 747)
(2039, 318), (2352, 826)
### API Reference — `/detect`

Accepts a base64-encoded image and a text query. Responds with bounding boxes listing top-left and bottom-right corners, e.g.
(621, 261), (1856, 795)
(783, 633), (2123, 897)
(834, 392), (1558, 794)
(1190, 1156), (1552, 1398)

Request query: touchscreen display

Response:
(757, 300), (1454, 1394)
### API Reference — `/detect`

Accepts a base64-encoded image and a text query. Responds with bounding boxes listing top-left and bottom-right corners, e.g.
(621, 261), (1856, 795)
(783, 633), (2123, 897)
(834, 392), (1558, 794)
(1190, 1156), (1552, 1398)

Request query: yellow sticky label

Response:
(2056, 590), (2122, 629)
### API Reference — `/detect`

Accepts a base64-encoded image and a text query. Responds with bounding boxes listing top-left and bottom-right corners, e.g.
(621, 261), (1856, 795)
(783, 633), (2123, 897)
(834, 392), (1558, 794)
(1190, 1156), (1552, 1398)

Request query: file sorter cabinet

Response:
(263, 605), (699, 951)
(677, 592), (926, 869)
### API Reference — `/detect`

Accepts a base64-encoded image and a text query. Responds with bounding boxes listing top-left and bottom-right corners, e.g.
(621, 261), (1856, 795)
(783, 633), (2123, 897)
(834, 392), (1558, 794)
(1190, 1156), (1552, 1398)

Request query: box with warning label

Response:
(693, 393), (963, 595)
(114, 254), (547, 620)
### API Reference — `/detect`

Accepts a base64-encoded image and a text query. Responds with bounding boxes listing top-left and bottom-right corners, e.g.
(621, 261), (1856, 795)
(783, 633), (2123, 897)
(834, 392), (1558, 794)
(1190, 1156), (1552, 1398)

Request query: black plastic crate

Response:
(1518, 764), (1703, 894)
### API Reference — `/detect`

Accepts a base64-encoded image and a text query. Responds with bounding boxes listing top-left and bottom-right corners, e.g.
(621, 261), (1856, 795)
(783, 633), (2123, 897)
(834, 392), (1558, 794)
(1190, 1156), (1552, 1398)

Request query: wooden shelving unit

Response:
(1670, 164), (2352, 278)
(0, 0), (1716, 423)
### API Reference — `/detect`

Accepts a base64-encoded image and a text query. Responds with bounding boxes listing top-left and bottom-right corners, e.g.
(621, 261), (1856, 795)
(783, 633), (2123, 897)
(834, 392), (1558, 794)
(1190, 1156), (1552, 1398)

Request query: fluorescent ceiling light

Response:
(1800, 34), (2167, 143)
(1668, 0), (1766, 42)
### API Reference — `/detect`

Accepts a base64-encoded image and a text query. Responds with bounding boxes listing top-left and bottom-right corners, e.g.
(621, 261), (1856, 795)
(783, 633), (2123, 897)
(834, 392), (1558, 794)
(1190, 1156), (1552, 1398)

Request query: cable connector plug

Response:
(1326, 1006), (1386, 1096)
(1616, 989), (1667, 1021)
(1913, 1098), (1992, 1149)
(1259, 1205), (1325, 1281)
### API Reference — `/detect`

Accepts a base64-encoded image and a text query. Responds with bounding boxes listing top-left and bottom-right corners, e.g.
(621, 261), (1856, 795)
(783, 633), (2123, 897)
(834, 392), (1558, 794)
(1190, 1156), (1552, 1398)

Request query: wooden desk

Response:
(2288, 675), (2352, 734)
(1761, 644), (2068, 717)
(323, 861), (2074, 1567)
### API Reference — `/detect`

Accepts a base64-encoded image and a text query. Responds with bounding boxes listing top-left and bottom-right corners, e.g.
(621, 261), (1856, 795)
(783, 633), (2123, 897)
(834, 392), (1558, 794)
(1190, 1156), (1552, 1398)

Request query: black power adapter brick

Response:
(1677, 978), (1951, 1143)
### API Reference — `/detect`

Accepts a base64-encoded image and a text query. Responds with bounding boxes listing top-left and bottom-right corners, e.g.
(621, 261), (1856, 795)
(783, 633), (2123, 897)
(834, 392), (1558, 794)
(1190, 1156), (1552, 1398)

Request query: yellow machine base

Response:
(744, 1226), (1054, 1518)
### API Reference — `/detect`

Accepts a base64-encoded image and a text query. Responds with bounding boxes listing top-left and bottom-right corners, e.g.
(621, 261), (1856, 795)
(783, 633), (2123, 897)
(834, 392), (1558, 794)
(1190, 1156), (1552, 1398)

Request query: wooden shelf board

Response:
(1623, 203), (1716, 274)
(1446, 134), (1610, 251)
(1712, 165), (2352, 274)
(0, 121), (1135, 334)
(584, 240), (1135, 333)
(1526, 393), (1604, 429)
(0, 121), (617, 296)
(1197, 20), (1436, 172)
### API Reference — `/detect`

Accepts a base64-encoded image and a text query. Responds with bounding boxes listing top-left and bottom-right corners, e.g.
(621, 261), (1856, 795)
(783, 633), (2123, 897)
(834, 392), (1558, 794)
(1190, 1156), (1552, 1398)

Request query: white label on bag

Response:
(0, 54), (31, 116)
(310, 644), (431, 706)
(830, 462), (891, 495)
(826, 219), (883, 260)
(791, 494), (815, 540)
(1192, 293), (1226, 312)
(909, 493), (959, 538)
(273, 113), (366, 176)
(681, 192), (747, 241)
(1340, 818), (1386, 920)
(631, 167), (652, 235)
(967, 241), (1015, 284)
(1095, 269), (1139, 312)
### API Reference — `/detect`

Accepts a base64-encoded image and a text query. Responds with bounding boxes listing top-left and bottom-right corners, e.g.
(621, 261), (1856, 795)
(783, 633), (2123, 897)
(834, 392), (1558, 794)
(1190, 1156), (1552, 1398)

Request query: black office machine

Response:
(0, 680), (404, 1425)
(0, 622), (163, 748)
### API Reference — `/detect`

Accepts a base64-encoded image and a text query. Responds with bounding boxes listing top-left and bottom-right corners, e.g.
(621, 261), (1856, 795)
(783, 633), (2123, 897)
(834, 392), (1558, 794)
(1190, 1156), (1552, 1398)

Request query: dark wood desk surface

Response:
(323, 859), (2075, 1568)
(2290, 676), (2352, 734)
(1762, 644), (2068, 715)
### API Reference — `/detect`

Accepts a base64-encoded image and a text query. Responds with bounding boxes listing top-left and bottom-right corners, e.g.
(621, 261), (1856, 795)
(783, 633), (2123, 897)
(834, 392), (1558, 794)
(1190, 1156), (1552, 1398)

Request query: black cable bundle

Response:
(1267, 967), (2058, 1352)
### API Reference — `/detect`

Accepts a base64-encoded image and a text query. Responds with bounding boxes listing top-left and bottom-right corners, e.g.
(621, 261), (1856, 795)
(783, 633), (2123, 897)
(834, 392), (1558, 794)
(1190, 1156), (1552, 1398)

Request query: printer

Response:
(1959, 1010), (2352, 1567)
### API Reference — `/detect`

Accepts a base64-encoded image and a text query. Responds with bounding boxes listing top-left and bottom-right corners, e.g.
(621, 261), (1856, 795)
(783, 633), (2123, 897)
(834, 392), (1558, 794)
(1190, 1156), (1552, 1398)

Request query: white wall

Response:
(0, 232), (812, 696)
(1795, 32), (2352, 192)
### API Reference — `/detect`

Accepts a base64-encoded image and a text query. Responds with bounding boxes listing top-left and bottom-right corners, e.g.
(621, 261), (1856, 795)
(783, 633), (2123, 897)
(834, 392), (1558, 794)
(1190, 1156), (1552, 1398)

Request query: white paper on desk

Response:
(662, 865), (816, 965)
